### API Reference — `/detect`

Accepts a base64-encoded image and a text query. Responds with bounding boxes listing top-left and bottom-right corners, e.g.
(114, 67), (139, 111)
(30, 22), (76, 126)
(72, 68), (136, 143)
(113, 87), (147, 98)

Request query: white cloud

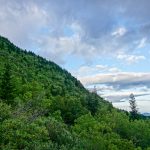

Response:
(0, 0), (48, 48)
(108, 67), (121, 73)
(137, 37), (147, 48)
(35, 29), (99, 64)
(79, 72), (150, 87)
(72, 65), (121, 77)
(116, 53), (145, 64)
(112, 27), (127, 37)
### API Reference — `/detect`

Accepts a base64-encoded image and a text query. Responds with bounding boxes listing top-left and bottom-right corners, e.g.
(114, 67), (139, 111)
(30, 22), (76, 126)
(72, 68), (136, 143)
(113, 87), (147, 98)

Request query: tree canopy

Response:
(0, 35), (150, 150)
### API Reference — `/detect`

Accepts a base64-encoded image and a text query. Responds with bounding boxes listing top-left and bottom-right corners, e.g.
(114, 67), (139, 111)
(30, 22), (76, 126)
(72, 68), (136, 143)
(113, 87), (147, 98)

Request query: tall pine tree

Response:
(0, 63), (14, 105)
(129, 93), (138, 120)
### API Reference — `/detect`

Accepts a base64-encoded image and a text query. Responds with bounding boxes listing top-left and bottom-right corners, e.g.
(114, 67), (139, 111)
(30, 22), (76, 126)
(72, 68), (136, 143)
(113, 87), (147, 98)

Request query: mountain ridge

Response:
(0, 35), (150, 150)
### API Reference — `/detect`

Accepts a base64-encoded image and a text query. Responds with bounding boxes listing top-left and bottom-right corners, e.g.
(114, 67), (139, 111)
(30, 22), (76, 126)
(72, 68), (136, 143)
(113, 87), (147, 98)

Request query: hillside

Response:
(0, 35), (150, 150)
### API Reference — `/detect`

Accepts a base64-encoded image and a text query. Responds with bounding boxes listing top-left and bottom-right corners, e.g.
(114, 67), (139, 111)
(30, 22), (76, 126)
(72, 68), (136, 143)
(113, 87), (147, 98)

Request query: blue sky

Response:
(0, 0), (150, 112)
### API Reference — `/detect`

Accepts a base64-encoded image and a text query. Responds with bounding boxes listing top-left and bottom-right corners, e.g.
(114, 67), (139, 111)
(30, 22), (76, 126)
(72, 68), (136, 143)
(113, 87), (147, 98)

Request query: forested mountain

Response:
(0, 35), (150, 150)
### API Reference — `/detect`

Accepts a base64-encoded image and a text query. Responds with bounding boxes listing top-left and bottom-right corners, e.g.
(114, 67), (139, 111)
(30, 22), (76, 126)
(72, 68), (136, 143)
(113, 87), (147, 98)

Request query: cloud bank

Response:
(0, 0), (150, 64)
(80, 72), (150, 89)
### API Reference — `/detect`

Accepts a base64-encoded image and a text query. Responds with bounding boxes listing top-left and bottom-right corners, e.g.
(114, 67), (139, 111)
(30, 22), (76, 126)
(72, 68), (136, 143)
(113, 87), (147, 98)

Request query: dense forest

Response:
(0, 35), (150, 150)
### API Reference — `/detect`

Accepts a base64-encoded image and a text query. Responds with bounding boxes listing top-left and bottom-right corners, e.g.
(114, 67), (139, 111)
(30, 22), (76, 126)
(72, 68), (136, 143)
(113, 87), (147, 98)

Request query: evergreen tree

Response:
(0, 63), (14, 104)
(86, 93), (99, 115)
(129, 93), (138, 120)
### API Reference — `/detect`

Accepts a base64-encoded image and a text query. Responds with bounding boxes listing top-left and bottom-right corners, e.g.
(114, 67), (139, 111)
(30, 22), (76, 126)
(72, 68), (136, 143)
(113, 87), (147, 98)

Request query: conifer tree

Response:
(0, 63), (14, 104)
(129, 93), (138, 120)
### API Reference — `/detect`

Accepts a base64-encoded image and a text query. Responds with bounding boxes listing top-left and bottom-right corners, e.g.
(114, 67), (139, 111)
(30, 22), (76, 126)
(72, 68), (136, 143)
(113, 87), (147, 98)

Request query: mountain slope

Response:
(0, 35), (109, 121)
(0, 36), (150, 150)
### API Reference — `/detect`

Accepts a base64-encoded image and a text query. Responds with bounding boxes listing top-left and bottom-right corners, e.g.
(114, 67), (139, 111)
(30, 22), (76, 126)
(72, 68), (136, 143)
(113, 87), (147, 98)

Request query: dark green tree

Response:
(86, 93), (99, 115)
(0, 63), (14, 104)
(129, 93), (138, 120)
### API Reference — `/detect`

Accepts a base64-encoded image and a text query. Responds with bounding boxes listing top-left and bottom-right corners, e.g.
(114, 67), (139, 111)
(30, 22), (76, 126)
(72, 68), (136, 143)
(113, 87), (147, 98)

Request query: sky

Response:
(0, 0), (150, 112)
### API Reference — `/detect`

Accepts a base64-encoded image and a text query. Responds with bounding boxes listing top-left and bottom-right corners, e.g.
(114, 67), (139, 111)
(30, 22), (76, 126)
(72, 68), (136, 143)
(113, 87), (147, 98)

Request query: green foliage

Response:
(0, 63), (15, 105)
(0, 101), (12, 122)
(72, 113), (135, 150)
(51, 96), (88, 124)
(0, 118), (50, 149)
(85, 93), (99, 115)
(0, 35), (150, 149)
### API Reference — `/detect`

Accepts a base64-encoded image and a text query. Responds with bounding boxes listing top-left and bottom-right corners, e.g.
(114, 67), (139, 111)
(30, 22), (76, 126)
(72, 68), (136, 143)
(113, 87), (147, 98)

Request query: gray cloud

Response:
(73, 64), (150, 103)
(79, 72), (150, 89)
(0, 0), (150, 64)
(0, 0), (48, 48)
